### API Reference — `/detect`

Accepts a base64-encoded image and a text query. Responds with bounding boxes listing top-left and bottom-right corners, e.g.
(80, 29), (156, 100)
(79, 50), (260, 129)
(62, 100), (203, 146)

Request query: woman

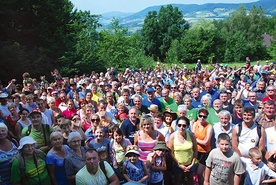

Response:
(168, 116), (198, 185)
(70, 114), (86, 145)
(62, 99), (77, 119)
(15, 108), (32, 138)
(6, 103), (20, 141)
(85, 92), (97, 112)
(84, 113), (100, 143)
(173, 92), (183, 106)
(48, 97), (62, 117)
(201, 94), (212, 109)
(81, 103), (95, 131)
(65, 132), (87, 185)
(134, 114), (165, 162)
(191, 108), (213, 185)
(0, 122), (19, 185)
(11, 136), (51, 185)
(77, 98), (88, 120)
(46, 131), (71, 185)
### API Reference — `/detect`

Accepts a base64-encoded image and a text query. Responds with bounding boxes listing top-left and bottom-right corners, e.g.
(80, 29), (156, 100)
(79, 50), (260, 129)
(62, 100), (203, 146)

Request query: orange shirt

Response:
(194, 121), (211, 153)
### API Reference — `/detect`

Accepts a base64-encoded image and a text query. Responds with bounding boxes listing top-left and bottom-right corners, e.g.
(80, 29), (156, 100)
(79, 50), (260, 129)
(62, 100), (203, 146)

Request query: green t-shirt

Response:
(21, 124), (53, 148)
(11, 154), (51, 185)
(186, 108), (198, 121)
(159, 97), (178, 113)
(206, 108), (220, 125)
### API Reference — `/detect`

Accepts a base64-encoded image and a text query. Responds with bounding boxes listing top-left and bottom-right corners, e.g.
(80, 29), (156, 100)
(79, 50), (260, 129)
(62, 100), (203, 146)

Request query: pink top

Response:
(137, 131), (159, 161)
(62, 108), (77, 119)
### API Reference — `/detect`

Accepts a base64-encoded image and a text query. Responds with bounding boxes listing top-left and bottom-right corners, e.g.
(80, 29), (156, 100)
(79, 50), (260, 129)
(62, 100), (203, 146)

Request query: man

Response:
(91, 84), (102, 103)
(200, 82), (220, 103)
(159, 88), (178, 113)
(133, 95), (149, 116)
(206, 99), (223, 125)
(257, 100), (276, 129)
(76, 148), (119, 185)
(232, 106), (265, 157)
(142, 88), (161, 111)
(191, 87), (203, 109)
(25, 94), (37, 112)
(36, 98), (55, 126)
(131, 84), (147, 99)
(219, 90), (234, 114)
(120, 107), (140, 144)
(262, 85), (276, 102)
(21, 109), (53, 153)
(254, 80), (266, 101)
(243, 91), (258, 110)
(212, 110), (235, 148)
(118, 88), (134, 110)
(97, 100), (117, 124)
(67, 81), (79, 100)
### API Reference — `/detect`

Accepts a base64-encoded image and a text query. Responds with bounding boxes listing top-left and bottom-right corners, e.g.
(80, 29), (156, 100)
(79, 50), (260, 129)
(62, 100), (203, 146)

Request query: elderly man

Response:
(243, 91), (259, 110)
(191, 87), (203, 109)
(206, 99), (223, 125)
(133, 94), (149, 115)
(262, 85), (276, 102)
(159, 88), (178, 113)
(213, 110), (235, 147)
(219, 90), (234, 114)
(200, 82), (220, 103)
(76, 148), (119, 185)
(254, 80), (266, 101)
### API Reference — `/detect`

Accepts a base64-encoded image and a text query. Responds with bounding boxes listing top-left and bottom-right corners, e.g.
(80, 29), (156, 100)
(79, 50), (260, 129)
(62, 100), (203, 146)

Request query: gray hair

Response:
(50, 131), (63, 141)
(218, 110), (231, 118)
(178, 104), (187, 112)
(201, 94), (212, 106)
(68, 131), (82, 143)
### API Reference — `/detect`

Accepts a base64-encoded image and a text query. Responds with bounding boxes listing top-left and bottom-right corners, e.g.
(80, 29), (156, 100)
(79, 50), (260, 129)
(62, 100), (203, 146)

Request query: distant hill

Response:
(99, 0), (276, 32)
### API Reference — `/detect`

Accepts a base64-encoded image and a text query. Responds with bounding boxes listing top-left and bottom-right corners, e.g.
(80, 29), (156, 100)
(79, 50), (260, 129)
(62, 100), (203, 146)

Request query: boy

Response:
(241, 147), (276, 185)
(204, 133), (244, 185)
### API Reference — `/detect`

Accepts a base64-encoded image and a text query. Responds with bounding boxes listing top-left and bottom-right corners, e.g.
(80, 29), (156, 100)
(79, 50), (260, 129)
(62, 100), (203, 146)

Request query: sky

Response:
(70, 0), (259, 14)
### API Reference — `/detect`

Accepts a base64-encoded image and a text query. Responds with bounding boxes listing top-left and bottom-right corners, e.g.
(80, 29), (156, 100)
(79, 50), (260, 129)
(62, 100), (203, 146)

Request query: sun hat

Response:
(0, 93), (8, 99)
(125, 145), (140, 157)
(153, 141), (168, 151)
(163, 108), (177, 120)
(148, 104), (158, 113)
(18, 136), (37, 150)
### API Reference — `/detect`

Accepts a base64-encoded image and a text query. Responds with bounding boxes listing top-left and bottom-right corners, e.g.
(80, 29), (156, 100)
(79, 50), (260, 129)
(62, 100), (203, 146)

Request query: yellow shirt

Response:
(174, 131), (193, 165)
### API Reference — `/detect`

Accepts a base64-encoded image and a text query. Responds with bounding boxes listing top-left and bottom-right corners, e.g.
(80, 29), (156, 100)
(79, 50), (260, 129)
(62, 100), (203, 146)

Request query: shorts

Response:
(197, 152), (209, 166)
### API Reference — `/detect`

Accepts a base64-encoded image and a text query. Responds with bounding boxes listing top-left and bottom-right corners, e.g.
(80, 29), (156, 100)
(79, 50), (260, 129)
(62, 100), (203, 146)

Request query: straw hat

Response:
(148, 104), (158, 113)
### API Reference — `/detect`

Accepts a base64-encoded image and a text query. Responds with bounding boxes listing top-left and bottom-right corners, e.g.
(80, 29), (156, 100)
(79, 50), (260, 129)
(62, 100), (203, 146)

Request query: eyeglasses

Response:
(178, 124), (187, 128)
(91, 118), (100, 122)
(198, 115), (207, 119)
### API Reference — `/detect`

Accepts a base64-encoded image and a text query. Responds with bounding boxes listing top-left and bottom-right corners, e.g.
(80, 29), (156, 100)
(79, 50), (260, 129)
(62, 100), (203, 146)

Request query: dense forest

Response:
(1, 0), (276, 83)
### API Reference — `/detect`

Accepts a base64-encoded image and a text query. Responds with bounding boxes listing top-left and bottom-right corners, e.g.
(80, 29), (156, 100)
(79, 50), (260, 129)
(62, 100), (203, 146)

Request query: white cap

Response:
(18, 136), (37, 150)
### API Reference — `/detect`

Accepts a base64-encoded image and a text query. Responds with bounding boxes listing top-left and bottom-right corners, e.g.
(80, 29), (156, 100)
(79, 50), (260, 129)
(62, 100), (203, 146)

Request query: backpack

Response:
(237, 122), (262, 145)
(99, 161), (110, 183)
(12, 149), (46, 183)
(26, 124), (51, 146)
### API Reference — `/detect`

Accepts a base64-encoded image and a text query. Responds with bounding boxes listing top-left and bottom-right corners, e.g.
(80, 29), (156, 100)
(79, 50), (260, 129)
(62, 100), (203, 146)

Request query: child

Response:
(88, 126), (110, 162)
(241, 147), (276, 185)
(110, 127), (132, 183)
(146, 141), (167, 185)
(204, 133), (245, 185)
(123, 145), (149, 184)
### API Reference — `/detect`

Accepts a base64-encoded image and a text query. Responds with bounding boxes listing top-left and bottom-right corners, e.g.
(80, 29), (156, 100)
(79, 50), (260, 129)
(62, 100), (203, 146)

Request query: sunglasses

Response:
(91, 118), (100, 122)
(198, 115), (207, 119)
(178, 124), (187, 128)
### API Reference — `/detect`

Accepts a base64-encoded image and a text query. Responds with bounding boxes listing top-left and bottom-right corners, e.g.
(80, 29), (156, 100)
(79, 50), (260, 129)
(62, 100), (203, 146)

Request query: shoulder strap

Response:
(257, 124), (262, 139)
(99, 161), (109, 182)
(34, 149), (46, 161)
(26, 124), (32, 136)
(237, 122), (242, 137)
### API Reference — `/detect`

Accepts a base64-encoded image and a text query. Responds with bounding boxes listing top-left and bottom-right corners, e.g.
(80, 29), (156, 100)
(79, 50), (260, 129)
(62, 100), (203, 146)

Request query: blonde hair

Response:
(248, 147), (262, 158)
(140, 114), (154, 130)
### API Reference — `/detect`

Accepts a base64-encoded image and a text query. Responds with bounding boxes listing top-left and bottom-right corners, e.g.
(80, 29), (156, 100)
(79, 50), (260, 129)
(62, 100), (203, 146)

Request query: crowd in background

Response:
(1, 58), (276, 185)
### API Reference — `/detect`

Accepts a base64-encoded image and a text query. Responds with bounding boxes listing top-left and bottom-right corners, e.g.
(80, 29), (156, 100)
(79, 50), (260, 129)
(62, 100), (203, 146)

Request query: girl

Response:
(146, 141), (168, 185)
(123, 145), (149, 184)
(88, 126), (110, 162)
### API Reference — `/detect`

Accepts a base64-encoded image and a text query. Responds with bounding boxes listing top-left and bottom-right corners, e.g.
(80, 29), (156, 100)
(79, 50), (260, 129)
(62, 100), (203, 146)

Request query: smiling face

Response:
(0, 128), (8, 139)
(22, 144), (35, 156)
(51, 134), (63, 147)
(113, 131), (123, 143)
(126, 153), (138, 164)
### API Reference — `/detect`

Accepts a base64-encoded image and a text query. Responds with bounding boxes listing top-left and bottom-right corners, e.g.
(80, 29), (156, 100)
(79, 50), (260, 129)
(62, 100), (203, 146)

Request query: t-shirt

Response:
(0, 142), (19, 185)
(76, 161), (114, 185)
(88, 138), (110, 162)
(124, 160), (145, 183)
(159, 97), (178, 113)
(46, 145), (71, 185)
(206, 148), (244, 185)
(120, 118), (140, 144)
(21, 124), (54, 148)
(241, 157), (276, 185)
(11, 153), (51, 185)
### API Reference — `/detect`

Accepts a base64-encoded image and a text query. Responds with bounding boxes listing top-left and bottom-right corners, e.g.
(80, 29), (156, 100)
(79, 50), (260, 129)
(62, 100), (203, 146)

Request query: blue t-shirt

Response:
(124, 159), (145, 183)
(46, 145), (71, 185)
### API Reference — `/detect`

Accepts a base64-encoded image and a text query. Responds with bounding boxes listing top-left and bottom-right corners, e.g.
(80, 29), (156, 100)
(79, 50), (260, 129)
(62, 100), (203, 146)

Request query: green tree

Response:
(141, 5), (189, 61)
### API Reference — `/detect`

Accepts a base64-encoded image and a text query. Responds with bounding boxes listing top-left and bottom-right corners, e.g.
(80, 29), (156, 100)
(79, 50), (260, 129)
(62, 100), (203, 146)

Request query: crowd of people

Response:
(1, 59), (276, 185)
